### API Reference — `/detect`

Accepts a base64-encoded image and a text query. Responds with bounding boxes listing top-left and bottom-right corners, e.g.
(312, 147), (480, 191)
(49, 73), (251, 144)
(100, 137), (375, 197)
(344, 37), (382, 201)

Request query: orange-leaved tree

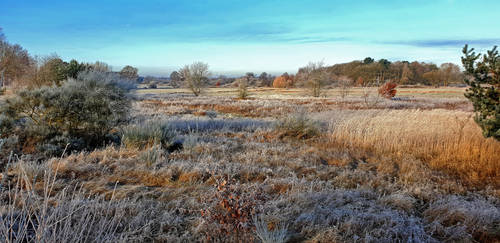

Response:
(273, 74), (294, 88)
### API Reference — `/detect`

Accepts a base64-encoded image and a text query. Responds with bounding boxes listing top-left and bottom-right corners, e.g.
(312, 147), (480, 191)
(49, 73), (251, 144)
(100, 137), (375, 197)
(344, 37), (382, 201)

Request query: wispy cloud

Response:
(2, 0), (500, 74)
(380, 38), (500, 47)
(138, 22), (351, 44)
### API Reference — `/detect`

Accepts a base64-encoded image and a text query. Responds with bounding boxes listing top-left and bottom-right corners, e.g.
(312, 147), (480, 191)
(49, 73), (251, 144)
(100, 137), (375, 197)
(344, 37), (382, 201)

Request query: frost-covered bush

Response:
(254, 214), (289, 243)
(121, 120), (174, 149)
(275, 113), (320, 139)
(77, 70), (137, 91)
(0, 76), (131, 156)
(167, 118), (269, 133)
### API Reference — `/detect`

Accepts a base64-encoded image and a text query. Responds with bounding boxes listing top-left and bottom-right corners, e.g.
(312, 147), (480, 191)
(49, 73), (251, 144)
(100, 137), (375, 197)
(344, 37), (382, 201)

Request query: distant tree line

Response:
(294, 58), (464, 88)
(157, 57), (463, 92)
(160, 58), (463, 90)
(0, 28), (139, 89)
(2, 26), (463, 91)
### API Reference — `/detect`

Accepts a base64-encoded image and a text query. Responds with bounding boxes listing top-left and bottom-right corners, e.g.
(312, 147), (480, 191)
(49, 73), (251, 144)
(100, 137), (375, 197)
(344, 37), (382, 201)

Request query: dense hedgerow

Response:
(0, 72), (132, 157)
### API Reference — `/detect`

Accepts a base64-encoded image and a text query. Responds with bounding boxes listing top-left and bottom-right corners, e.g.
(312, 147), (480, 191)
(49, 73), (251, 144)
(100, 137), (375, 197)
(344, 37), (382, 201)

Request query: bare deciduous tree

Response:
(338, 76), (353, 99)
(237, 76), (249, 99)
(0, 32), (34, 87)
(303, 61), (328, 97)
(180, 62), (210, 96)
(0, 29), (6, 88)
(90, 61), (111, 72)
(361, 85), (382, 108)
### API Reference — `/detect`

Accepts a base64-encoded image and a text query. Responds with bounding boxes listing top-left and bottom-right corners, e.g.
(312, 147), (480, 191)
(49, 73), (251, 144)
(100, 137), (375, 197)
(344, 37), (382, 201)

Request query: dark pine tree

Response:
(461, 45), (500, 140)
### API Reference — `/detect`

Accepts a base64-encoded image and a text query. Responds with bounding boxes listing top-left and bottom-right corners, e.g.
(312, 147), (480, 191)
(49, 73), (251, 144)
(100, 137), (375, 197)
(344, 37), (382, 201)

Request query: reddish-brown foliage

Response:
(200, 175), (266, 241)
(273, 75), (294, 88)
(378, 82), (398, 99)
(273, 76), (287, 88)
(356, 77), (364, 86)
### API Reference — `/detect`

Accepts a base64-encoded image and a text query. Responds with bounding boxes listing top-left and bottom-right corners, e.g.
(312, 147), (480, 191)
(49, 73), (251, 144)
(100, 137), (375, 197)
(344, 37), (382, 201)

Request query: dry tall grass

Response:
(2, 91), (499, 242)
(329, 109), (500, 186)
(0, 159), (134, 242)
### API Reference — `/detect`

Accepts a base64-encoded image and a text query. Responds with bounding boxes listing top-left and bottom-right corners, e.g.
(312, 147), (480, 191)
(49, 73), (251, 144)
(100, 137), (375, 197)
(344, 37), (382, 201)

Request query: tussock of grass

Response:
(424, 195), (500, 242)
(275, 113), (320, 139)
(121, 120), (174, 149)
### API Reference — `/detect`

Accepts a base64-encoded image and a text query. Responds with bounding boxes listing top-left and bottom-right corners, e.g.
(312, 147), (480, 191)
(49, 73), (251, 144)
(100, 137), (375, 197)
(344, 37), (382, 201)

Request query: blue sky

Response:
(1, 0), (499, 76)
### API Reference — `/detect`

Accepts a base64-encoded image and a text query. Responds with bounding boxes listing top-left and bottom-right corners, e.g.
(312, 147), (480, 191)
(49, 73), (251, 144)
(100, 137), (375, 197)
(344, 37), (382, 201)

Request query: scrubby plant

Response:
(138, 144), (163, 167)
(462, 45), (499, 140)
(378, 82), (398, 99)
(77, 70), (137, 91)
(302, 61), (328, 97)
(121, 121), (174, 149)
(0, 75), (131, 156)
(275, 113), (320, 139)
(201, 175), (265, 241)
(338, 76), (353, 99)
(362, 86), (383, 108)
(237, 77), (250, 99)
(424, 195), (500, 242)
(253, 214), (289, 243)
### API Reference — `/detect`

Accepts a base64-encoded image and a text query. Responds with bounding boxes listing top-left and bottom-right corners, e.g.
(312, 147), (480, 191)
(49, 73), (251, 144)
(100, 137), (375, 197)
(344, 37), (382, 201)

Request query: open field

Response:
(1, 87), (499, 242)
(135, 86), (469, 99)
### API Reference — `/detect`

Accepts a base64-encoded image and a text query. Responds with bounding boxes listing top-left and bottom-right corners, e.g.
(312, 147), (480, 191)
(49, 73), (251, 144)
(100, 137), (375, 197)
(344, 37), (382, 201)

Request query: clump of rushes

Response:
(275, 112), (320, 139)
(121, 121), (175, 149)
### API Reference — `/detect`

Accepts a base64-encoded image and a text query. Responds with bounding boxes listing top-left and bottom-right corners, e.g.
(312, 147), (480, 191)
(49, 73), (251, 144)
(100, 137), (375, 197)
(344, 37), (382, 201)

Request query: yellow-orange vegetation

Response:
(328, 109), (500, 186)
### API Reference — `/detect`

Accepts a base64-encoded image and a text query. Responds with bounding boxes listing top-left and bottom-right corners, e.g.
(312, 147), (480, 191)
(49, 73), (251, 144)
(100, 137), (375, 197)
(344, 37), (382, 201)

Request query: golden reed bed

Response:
(329, 109), (500, 186)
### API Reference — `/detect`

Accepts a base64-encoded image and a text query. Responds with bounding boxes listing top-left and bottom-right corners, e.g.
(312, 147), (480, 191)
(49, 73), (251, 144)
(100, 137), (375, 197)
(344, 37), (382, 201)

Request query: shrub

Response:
(147, 83), (157, 89)
(303, 61), (328, 97)
(237, 78), (250, 99)
(200, 175), (265, 241)
(254, 214), (288, 243)
(77, 70), (137, 91)
(275, 113), (320, 139)
(338, 77), (353, 99)
(138, 144), (164, 167)
(0, 76), (131, 156)
(362, 86), (383, 108)
(378, 82), (398, 99)
(121, 121), (175, 149)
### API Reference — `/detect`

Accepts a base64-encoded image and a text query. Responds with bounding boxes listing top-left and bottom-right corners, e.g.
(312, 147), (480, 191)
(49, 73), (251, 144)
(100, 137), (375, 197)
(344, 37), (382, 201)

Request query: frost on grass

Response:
(262, 189), (436, 242)
(0, 92), (498, 242)
(424, 195), (500, 242)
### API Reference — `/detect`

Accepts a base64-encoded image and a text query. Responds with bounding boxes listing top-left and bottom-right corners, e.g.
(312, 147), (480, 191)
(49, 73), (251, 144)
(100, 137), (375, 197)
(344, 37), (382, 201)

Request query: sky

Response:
(1, 0), (499, 76)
